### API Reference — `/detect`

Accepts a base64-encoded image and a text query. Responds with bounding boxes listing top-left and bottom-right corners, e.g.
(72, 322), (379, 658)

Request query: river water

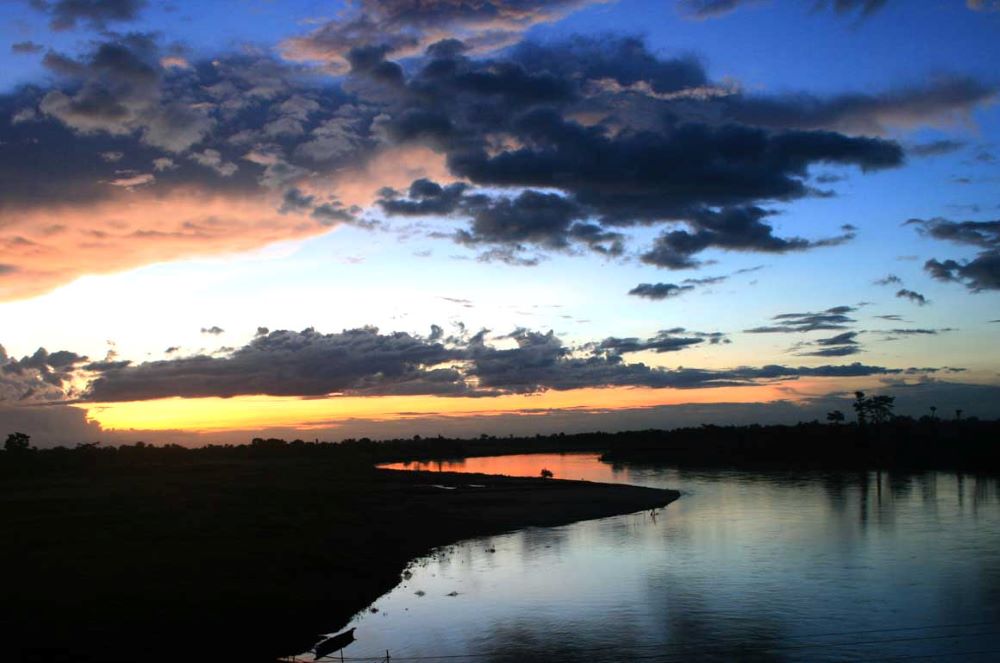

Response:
(323, 454), (1000, 662)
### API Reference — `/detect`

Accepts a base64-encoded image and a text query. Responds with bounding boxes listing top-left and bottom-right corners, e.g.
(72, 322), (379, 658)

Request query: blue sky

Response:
(0, 0), (998, 445)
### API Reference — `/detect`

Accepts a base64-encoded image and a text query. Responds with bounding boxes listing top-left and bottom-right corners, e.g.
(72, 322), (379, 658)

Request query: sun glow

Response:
(78, 384), (793, 433)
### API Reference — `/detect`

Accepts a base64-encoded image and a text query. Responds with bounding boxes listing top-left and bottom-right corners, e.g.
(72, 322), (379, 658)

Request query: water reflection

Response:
(328, 455), (1000, 661)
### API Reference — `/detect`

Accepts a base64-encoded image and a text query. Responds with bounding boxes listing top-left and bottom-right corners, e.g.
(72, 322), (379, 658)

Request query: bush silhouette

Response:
(4, 432), (31, 452)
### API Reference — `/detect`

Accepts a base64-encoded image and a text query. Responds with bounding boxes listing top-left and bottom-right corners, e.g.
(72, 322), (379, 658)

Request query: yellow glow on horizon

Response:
(78, 384), (793, 433)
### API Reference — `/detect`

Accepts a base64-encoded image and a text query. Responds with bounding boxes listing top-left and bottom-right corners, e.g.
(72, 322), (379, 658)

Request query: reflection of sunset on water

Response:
(382, 453), (639, 484)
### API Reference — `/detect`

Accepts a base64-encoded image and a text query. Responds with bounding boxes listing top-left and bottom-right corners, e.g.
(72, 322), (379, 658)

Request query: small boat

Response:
(314, 628), (356, 660)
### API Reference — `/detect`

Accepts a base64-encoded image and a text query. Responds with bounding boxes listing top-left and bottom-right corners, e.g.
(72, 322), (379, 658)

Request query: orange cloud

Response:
(0, 146), (450, 302)
(0, 187), (321, 302)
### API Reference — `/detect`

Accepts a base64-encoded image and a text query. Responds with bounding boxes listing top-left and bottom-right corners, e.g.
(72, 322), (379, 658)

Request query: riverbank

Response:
(0, 455), (677, 663)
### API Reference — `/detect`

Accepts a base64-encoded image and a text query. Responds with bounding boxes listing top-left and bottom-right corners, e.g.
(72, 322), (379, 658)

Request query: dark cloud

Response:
(873, 273), (902, 285)
(640, 207), (855, 269)
(796, 330), (862, 357)
(594, 328), (728, 355)
(457, 191), (595, 252)
(908, 139), (966, 157)
(36, 33), (212, 153)
(2, 25), (991, 300)
(907, 217), (1000, 249)
(1, 344), (87, 403)
(200, 326), (224, 335)
(449, 109), (902, 221)
(815, 0), (889, 16)
(967, 1), (1000, 13)
(800, 345), (862, 357)
(723, 77), (995, 136)
(11, 41), (45, 54)
(679, 0), (888, 19)
(907, 217), (1000, 291)
(973, 148), (997, 163)
(925, 253), (1000, 291)
(379, 182), (624, 257)
(85, 327), (469, 401)
(29, 0), (146, 31)
(378, 178), (469, 216)
(628, 283), (694, 300)
(878, 328), (954, 336)
(68, 324), (945, 402)
(677, 0), (757, 18)
(0, 35), (379, 239)
(895, 288), (929, 305)
(745, 306), (856, 333)
(681, 0), (995, 20)
(281, 0), (600, 70)
(815, 331), (860, 346)
(682, 274), (728, 286)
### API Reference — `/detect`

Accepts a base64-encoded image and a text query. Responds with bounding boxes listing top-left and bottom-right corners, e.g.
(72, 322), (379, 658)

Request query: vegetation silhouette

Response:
(1, 397), (997, 662)
(4, 431), (30, 453)
(0, 433), (674, 663)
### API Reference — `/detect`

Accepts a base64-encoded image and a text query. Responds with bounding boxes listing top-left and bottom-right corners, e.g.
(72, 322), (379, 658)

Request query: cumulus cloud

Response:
(281, 0), (602, 71)
(640, 208), (855, 269)
(876, 328), (954, 337)
(925, 254), (1000, 291)
(908, 139), (966, 157)
(677, 0), (761, 19)
(595, 328), (729, 354)
(28, 0), (147, 31)
(0, 39), (383, 300)
(379, 180), (624, 257)
(896, 288), (929, 305)
(85, 327), (469, 401)
(679, 0), (886, 19)
(11, 40), (44, 54)
(1, 344), (86, 403)
(723, 77), (995, 136)
(873, 274), (902, 285)
(61, 324), (944, 402)
(745, 306), (856, 333)
(1, 24), (992, 301)
(37, 34), (214, 152)
(628, 283), (695, 300)
(681, 0), (995, 19)
(796, 330), (862, 357)
(908, 217), (1000, 291)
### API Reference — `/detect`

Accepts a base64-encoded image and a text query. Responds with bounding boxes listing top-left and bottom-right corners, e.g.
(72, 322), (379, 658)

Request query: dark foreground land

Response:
(3, 415), (995, 661)
(0, 449), (677, 663)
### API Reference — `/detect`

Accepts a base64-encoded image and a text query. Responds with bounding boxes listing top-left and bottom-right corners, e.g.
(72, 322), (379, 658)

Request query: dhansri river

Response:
(323, 454), (1000, 662)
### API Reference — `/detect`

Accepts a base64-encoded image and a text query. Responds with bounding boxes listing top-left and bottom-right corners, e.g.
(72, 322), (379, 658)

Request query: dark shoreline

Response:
(1, 457), (677, 663)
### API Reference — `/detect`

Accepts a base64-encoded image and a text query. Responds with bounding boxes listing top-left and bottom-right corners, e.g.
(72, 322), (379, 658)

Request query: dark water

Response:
(320, 454), (1000, 662)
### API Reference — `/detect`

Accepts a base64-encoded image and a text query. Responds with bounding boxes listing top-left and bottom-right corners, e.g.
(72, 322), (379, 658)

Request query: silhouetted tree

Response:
(540, 468), (553, 479)
(868, 395), (895, 424)
(929, 406), (938, 420)
(956, 409), (963, 421)
(4, 432), (31, 452)
(826, 410), (845, 425)
(852, 393), (895, 426)
(853, 392), (868, 426)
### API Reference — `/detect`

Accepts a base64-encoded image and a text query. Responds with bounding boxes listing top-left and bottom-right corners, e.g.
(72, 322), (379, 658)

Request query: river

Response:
(320, 453), (1000, 662)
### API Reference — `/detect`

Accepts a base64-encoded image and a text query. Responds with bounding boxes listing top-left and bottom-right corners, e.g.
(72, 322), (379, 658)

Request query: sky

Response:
(0, 0), (998, 447)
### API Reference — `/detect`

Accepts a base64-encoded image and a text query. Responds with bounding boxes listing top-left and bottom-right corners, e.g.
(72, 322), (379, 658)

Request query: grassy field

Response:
(0, 453), (677, 662)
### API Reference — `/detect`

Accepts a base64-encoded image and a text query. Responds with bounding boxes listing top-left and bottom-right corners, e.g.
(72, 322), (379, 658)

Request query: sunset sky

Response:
(1, 0), (998, 446)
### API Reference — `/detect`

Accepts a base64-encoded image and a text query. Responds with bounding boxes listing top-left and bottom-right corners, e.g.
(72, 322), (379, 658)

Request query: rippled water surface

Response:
(321, 454), (1000, 662)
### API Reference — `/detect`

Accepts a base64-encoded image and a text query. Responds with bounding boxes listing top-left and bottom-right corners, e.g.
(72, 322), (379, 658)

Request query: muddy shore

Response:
(1, 456), (677, 662)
